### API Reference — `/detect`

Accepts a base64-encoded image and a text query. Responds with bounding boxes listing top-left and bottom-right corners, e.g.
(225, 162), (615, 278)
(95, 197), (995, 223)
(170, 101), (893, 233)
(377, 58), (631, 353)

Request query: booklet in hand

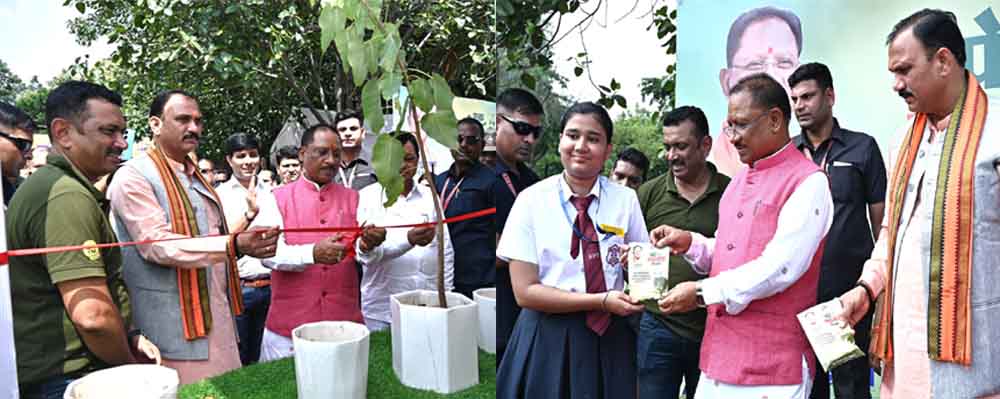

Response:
(797, 299), (865, 372)
(626, 243), (670, 302)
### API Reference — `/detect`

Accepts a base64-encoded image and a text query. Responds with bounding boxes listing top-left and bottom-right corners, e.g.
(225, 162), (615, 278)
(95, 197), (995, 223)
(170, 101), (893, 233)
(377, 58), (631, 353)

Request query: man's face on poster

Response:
(720, 17), (800, 97)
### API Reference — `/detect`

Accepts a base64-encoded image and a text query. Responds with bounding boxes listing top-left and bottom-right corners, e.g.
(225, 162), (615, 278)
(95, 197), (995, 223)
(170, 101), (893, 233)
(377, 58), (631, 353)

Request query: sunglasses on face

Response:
(337, 126), (361, 133)
(499, 114), (542, 139)
(0, 131), (33, 154)
(457, 135), (482, 145)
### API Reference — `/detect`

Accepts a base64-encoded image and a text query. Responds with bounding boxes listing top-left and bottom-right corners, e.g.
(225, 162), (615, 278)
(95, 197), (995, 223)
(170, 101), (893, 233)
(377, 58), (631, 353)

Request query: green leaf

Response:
(362, 79), (385, 134)
(379, 23), (400, 72)
(429, 74), (454, 112)
(421, 110), (459, 149)
(225, 4), (238, 14)
(611, 78), (620, 91)
(380, 71), (402, 99)
(574, 66), (583, 77)
(319, 6), (344, 54)
(346, 33), (368, 86)
(520, 72), (536, 89)
(372, 134), (404, 207)
(75, 1), (85, 13)
(409, 78), (434, 113)
(497, 0), (514, 17)
(614, 94), (627, 108)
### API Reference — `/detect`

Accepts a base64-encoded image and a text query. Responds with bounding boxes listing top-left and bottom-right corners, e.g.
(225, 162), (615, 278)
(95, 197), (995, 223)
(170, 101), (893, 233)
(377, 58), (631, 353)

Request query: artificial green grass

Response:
(179, 330), (495, 399)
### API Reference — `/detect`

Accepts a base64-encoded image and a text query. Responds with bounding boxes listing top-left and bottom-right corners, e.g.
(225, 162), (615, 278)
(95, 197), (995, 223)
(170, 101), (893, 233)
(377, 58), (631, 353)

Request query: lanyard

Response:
(501, 172), (518, 196)
(441, 176), (465, 211)
(557, 175), (616, 244)
(339, 163), (358, 188)
(801, 140), (832, 173)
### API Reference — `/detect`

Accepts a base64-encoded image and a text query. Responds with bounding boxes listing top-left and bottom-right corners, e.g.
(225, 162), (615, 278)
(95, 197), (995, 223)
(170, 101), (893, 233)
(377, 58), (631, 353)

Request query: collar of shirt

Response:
(47, 153), (107, 204)
(298, 174), (340, 192)
(793, 117), (847, 152)
(163, 154), (196, 177)
(342, 157), (370, 168)
(748, 141), (795, 170)
(558, 172), (604, 208)
(664, 161), (725, 204)
(218, 176), (269, 195)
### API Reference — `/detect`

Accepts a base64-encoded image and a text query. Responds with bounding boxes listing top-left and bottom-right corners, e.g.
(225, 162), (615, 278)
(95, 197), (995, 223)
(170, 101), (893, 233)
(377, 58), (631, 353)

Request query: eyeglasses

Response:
(499, 114), (542, 139)
(731, 58), (798, 72)
(723, 112), (769, 138)
(0, 131), (33, 154)
(457, 135), (482, 145)
(337, 126), (361, 133)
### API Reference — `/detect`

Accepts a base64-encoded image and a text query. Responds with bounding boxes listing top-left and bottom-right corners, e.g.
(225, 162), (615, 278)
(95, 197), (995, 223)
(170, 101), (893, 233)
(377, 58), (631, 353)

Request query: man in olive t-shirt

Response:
(7, 81), (157, 399)
(635, 106), (730, 399)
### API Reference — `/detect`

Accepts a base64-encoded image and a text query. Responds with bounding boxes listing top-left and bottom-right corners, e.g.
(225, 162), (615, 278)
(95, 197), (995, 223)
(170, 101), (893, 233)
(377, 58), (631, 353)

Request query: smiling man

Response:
(651, 74), (832, 398)
(108, 90), (279, 384)
(434, 117), (497, 299)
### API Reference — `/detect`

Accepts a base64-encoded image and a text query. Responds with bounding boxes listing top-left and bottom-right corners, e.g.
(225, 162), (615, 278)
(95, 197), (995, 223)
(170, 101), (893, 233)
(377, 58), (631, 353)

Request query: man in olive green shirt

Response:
(635, 106), (730, 399)
(7, 81), (159, 399)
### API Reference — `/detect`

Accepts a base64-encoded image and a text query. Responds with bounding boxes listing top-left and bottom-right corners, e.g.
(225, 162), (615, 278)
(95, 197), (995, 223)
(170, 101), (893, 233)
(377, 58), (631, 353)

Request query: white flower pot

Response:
(391, 289), (479, 394)
(473, 288), (496, 354)
(292, 321), (370, 399)
(63, 364), (178, 399)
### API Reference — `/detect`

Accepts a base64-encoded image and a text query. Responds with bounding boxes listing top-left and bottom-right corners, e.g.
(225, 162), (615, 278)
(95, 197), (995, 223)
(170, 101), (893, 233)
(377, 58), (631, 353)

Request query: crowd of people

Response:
(2, 6), (999, 399)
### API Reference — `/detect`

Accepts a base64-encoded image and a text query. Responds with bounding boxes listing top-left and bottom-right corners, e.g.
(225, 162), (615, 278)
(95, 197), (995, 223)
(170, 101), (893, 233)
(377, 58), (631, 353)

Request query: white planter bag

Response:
(63, 364), (178, 399)
(391, 290), (479, 394)
(473, 288), (496, 354)
(292, 321), (370, 399)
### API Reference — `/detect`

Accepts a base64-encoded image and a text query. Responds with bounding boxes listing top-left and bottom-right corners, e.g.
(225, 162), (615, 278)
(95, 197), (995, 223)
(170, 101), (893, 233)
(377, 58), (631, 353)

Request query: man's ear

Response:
(700, 134), (713, 155)
(148, 116), (162, 137)
(719, 68), (731, 96)
(49, 118), (74, 149)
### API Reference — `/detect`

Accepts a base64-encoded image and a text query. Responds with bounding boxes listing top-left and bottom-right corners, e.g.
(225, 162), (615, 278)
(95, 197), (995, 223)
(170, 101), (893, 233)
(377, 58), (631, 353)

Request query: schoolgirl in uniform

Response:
(496, 102), (649, 398)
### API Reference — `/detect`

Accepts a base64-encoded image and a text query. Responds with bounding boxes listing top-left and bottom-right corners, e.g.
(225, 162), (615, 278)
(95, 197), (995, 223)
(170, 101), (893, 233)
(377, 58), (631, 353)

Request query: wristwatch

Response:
(695, 282), (707, 308)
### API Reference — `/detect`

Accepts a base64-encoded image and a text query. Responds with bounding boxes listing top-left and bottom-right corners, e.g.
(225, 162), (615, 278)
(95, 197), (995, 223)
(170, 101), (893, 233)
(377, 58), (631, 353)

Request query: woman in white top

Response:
(496, 102), (649, 398)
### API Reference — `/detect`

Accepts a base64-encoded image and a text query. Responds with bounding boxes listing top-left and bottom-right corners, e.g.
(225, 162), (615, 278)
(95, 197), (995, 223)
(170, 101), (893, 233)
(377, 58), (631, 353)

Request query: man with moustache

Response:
(635, 106), (729, 399)
(609, 147), (650, 191)
(493, 88), (543, 362)
(251, 123), (385, 361)
(435, 117), (496, 299)
(838, 9), (1000, 398)
(710, 6), (804, 177)
(333, 110), (377, 191)
(108, 90), (279, 384)
(787, 62), (886, 399)
(653, 74), (832, 398)
(8, 81), (160, 399)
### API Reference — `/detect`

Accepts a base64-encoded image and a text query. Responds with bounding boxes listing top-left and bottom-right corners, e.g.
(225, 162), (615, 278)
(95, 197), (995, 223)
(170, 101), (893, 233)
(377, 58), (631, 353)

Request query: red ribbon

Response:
(0, 208), (495, 264)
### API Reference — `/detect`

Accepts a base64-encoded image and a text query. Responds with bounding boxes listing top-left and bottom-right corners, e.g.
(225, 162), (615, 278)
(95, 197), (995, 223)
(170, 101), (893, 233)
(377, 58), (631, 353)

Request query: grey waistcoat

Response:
(113, 155), (236, 361)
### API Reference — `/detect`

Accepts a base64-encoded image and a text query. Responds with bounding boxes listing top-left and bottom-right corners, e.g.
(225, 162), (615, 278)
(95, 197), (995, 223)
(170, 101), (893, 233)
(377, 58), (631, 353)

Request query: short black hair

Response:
(788, 62), (834, 91)
(731, 73), (792, 123)
(662, 105), (710, 140)
(395, 132), (421, 159)
(616, 147), (650, 180)
(726, 6), (803, 67)
(457, 117), (485, 138)
(0, 101), (36, 134)
(301, 123), (339, 147)
(276, 145), (299, 164)
(223, 132), (259, 157)
(559, 102), (614, 142)
(497, 88), (544, 116)
(334, 109), (363, 127)
(887, 9), (966, 66)
(149, 89), (196, 118)
(45, 81), (123, 135)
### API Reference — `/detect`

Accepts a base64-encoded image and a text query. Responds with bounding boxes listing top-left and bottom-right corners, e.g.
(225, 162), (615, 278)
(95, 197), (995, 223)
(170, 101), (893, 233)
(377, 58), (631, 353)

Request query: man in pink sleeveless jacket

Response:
(250, 123), (386, 361)
(652, 73), (833, 398)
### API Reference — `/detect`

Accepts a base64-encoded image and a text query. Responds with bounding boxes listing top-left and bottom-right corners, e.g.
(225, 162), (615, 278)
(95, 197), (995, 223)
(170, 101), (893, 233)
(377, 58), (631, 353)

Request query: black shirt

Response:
(493, 160), (540, 234)
(793, 118), (887, 302)
(434, 162), (497, 289)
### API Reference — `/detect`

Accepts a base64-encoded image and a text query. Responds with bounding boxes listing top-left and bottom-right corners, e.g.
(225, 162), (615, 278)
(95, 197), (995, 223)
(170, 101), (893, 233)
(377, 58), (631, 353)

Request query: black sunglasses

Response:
(499, 114), (542, 139)
(0, 131), (32, 154)
(457, 135), (482, 145)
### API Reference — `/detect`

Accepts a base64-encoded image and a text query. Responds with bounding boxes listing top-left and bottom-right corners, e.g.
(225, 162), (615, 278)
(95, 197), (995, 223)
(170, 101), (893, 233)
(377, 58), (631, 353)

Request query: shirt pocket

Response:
(748, 202), (781, 250)
(829, 162), (862, 203)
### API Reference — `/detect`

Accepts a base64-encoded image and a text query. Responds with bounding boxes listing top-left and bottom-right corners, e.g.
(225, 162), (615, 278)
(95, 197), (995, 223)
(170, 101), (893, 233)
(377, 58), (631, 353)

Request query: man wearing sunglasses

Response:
(0, 102), (36, 207)
(492, 88), (544, 363)
(333, 109), (377, 191)
(434, 117), (497, 300)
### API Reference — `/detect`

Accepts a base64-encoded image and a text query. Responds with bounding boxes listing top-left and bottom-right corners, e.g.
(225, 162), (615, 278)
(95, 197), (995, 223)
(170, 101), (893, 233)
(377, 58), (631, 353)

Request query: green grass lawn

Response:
(179, 330), (495, 399)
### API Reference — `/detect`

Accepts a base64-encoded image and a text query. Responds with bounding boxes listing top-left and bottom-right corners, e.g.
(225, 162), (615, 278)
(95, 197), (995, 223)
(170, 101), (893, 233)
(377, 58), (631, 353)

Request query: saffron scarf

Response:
(872, 71), (986, 366)
(147, 147), (244, 340)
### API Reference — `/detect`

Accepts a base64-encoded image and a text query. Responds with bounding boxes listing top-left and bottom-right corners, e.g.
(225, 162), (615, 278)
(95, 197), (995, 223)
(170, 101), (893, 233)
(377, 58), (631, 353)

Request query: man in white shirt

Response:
(652, 73), (832, 399)
(355, 133), (454, 331)
(213, 132), (273, 365)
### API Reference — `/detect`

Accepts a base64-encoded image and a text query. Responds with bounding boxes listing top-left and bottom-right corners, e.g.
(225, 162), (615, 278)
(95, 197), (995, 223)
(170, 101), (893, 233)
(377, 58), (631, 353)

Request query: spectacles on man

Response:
(457, 135), (482, 145)
(723, 112), (769, 139)
(499, 114), (542, 139)
(337, 126), (361, 133)
(0, 130), (33, 154)
(732, 58), (798, 72)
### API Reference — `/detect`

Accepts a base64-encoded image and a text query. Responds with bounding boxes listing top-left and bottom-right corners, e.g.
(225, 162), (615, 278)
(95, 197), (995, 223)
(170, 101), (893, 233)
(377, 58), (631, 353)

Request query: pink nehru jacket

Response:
(265, 177), (365, 337)
(700, 143), (825, 385)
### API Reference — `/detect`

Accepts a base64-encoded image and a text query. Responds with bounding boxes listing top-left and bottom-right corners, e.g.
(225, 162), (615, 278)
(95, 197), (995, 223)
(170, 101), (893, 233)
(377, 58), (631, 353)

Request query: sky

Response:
(549, 0), (675, 118)
(0, 0), (114, 84)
